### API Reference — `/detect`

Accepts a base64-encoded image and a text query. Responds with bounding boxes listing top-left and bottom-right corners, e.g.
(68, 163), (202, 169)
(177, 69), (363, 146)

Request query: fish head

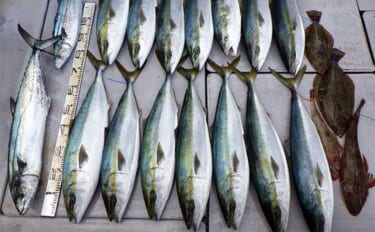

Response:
(54, 42), (71, 69)
(11, 174), (39, 215)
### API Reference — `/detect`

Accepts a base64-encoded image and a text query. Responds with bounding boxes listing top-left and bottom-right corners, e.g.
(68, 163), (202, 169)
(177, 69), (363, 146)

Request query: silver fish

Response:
(208, 57), (249, 229)
(62, 52), (110, 223)
(155, 0), (185, 74)
(242, 0), (273, 71)
(8, 25), (60, 215)
(270, 67), (333, 232)
(271, 0), (304, 74)
(185, 0), (214, 70)
(53, 0), (83, 69)
(97, 0), (130, 65)
(127, 0), (157, 68)
(212, 0), (241, 56)
(175, 67), (212, 230)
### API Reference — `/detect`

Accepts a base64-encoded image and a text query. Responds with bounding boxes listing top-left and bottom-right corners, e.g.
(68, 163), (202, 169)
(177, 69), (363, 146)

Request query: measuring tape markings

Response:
(41, 2), (96, 217)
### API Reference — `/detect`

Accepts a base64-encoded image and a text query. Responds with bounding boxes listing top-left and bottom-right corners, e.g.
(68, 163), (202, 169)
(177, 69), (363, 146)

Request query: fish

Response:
(127, 0), (157, 68)
(53, 0), (83, 69)
(175, 67), (212, 230)
(101, 62), (141, 222)
(271, 0), (305, 74)
(62, 52), (110, 223)
(212, 0), (241, 56)
(8, 25), (60, 215)
(339, 99), (375, 216)
(234, 68), (290, 232)
(270, 67), (334, 232)
(155, 0), (185, 74)
(185, 0), (214, 70)
(208, 57), (250, 229)
(242, 0), (273, 71)
(304, 10), (334, 75)
(97, 0), (130, 65)
(314, 48), (355, 137)
(310, 90), (343, 181)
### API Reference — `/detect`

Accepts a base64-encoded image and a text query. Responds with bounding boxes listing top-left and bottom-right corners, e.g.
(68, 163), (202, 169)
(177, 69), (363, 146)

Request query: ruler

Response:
(41, 2), (96, 217)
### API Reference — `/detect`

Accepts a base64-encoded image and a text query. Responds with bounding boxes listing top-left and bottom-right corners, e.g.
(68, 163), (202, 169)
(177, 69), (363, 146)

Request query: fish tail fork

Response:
(269, 66), (307, 90)
(18, 24), (61, 51)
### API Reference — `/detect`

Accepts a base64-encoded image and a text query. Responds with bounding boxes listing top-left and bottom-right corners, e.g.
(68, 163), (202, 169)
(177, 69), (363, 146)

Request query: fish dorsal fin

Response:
(10, 97), (16, 116)
(315, 164), (324, 187)
(170, 19), (176, 30)
(118, 150), (126, 171)
(194, 152), (201, 175)
(258, 11), (264, 26)
(17, 157), (27, 174)
(233, 151), (239, 173)
(199, 12), (205, 27)
(157, 143), (164, 165)
(270, 156), (280, 179)
(78, 146), (89, 169)
(140, 9), (147, 24)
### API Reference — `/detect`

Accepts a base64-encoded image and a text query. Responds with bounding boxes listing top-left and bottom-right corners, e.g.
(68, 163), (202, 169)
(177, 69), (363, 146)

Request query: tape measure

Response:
(41, 2), (96, 217)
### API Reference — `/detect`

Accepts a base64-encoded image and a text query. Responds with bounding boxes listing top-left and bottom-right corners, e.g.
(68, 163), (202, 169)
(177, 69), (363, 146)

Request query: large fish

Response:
(208, 57), (249, 229)
(127, 0), (157, 68)
(62, 52), (110, 223)
(8, 25), (60, 215)
(155, 0), (185, 74)
(97, 0), (130, 65)
(271, 0), (304, 74)
(339, 99), (375, 216)
(175, 67), (212, 230)
(185, 0), (214, 70)
(242, 0), (273, 71)
(270, 67), (334, 232)
(234, 68), (290, 232)
(53, 0), (83, 69)
(212, 0), (241, 56)
(101, 62), (141, 222)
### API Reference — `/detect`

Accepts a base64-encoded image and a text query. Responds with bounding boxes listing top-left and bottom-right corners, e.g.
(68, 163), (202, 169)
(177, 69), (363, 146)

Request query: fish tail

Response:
(306, 10), (322, 23)
(177, 66), (199, 82)
(330, 48), (345, 63)
(233, 67), (257, 84)
(87, 51), (107, 71)
(115, 60), (142, 83)
(18, 24), (61, 51)
(269, 66), (307, 90)
(207, 56), (241, 78)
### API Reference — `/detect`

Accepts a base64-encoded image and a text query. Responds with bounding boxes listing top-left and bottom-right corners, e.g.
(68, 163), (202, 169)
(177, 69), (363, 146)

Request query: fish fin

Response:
(330, 48), (345, 63)
(87, 51), (107, 70)
(269, 66), (306, 90)
(115, 60), (142, 83)
(270, 156), (280, 179)
(356, 99), (366, 114)
(140, 9), (147, 24)
(10, 97), (16, 116)
(18, 24), (61, 50)
(109, 6), (116, 18)
(170, 19), (176, 31)
(157, 143), (164, 166)
(233, 67), (257, 84)
(78, 146), (89, 169)
(292, 18), (297, 30)
(207, 56), (241, 77)
(199, 12), (205, 27)
(194, 152), (201, 175)
(367, 173), (375, 188)
(258, 11), (264, 26)
(177, 66), (199, 82)
(315, 164), (324, 187)
(17, 157), (27, 174)
(118, 149), (126, 171)
(306, 10), (322, 23)
(232, 151), (239, 173)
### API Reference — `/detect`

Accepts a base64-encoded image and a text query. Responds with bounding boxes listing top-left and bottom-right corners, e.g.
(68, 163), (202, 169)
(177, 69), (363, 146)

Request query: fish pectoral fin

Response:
(109, 6), (116, 19)
(10, 97), (16, 116)
(315, 164), (324, 187)
(17, 157), (27, 174)
(233, 151), (239, 173)
(140, 9), (147, 24)
(118, 149), (126, 171)
(170, 19), (177, 31)
(292, 18), (297, 30)
(367, 173), (375, 188)
(257, 11), (264, 26)
(157, 143), (165, 166)
(199, 12), (205, 27)
(78, 146), (89, 169)
(194, 152), (201, 175)
(270, 156), (280, 179)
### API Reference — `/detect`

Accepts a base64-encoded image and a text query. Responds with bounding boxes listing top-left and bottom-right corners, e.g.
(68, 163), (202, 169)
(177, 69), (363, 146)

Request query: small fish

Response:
(175, 67), (212, 230)
(234, 68), (290, 232)
(242, 0), (273, 71)
(53, 0), (83, 69)
(305, 10), (334, 74)
(127, 0), (157, 68)
(310, 90), (343, 181)
(208, 57), (249, 229)
(62, 52), (110, 223)
(185, 0), (214, 70)
(270, 67), (334, 232)
(101, 62), (141, 222)
(212, 0), (241, 56)
(314, 48), (355, 137)
(271, 0), (305, 74)
(339, 99), (375, 216)
(97, 0), (130, 65)
(8, 25), (60, 215)
(155, 0), (185, 74)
